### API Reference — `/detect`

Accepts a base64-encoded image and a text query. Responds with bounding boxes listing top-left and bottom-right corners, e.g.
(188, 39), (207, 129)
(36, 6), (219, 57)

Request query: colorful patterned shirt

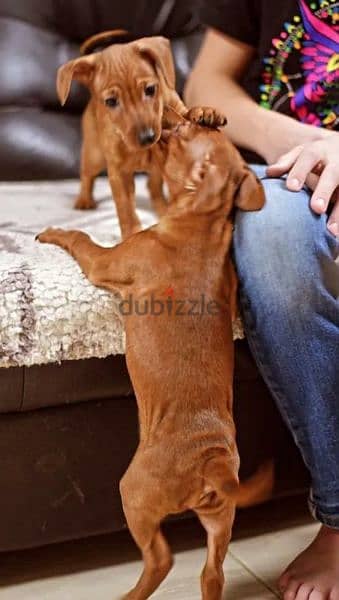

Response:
(202, 0), (339, 130)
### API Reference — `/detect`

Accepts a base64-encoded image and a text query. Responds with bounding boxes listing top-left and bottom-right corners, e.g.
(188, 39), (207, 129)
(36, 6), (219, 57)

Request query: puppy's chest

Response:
(118, 147), (155, 173)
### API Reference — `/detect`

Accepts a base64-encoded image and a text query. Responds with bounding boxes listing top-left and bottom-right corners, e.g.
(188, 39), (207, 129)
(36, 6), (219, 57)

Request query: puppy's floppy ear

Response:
(135, 36), (175, 89)
(234, 164), (265, 211)
(56, 55), (96, 106)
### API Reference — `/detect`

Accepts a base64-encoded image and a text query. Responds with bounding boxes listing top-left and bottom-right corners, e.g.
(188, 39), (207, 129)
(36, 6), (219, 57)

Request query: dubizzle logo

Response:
(118, 287), (222, 317)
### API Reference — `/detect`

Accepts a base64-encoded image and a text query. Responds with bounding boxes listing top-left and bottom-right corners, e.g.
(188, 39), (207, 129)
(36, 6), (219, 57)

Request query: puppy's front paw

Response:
(36, 228), (67, 245)
(74, 196), (96, 210)
(186, 106), (227, 128)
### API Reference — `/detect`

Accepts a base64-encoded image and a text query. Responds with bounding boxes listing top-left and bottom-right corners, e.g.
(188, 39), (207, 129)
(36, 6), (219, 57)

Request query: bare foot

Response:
(279, 525), (339, 599)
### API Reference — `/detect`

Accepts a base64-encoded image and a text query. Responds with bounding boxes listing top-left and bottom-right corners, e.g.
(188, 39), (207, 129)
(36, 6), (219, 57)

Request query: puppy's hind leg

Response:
(75, 104), (106, 210)
(195, 501), (236, 600)
(120, 477), (173, 600)
(148, 170), (167, 217)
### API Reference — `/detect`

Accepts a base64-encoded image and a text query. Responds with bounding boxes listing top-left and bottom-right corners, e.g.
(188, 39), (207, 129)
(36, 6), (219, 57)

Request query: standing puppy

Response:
(38, 122), (271, 600)
(57, 32), (226, 238)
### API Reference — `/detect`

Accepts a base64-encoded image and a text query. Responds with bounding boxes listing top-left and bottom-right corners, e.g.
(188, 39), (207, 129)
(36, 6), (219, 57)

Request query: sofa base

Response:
(0, 348), (309, 551)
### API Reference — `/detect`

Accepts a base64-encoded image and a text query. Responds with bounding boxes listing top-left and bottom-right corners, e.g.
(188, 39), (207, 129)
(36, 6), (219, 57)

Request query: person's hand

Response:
(267, 136), (339, 236)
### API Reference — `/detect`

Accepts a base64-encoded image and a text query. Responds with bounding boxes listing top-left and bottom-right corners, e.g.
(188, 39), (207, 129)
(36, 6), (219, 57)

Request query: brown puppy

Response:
(38, 122), (271, 600)
(57, 32), (226, 238)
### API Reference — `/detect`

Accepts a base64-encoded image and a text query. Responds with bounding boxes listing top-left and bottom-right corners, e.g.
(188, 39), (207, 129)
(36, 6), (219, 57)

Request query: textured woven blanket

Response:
(0, 177), (243, 369)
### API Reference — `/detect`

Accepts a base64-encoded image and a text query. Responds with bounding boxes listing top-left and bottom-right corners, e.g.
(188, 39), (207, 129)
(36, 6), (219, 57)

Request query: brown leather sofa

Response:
(0, 0), (308, 552)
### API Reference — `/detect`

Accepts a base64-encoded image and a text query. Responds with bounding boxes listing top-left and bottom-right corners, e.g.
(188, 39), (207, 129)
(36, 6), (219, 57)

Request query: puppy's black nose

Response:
(138, 127), (156, 146)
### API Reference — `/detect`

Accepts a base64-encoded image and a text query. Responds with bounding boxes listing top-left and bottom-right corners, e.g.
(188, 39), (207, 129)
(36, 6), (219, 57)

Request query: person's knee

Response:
(234, 178), (337, 315)
(235, 178), (312, 253)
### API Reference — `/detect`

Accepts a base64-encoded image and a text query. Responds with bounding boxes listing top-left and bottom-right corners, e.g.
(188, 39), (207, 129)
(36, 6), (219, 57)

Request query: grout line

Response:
(228, 550), (281, 599)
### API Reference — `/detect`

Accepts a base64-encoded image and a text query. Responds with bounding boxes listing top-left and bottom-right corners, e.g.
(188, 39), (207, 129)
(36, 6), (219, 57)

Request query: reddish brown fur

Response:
(38, 121), (272, 600)
(57, 34), (226, 238)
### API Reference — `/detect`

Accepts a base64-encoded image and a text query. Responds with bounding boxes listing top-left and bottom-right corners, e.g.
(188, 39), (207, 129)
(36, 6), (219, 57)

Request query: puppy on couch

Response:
(38, 117), (272, 600)
(57, 31), (226, 238)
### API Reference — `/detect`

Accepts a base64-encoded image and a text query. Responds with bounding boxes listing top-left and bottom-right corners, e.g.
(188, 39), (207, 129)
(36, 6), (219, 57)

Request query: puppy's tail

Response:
(80, 29), (131, 55)
(235, 460), (275, 509)
(203, 453), (274, 510)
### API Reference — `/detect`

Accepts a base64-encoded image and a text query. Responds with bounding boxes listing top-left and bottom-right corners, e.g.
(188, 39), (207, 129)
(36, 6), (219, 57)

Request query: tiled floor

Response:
(0, 497), (318, 600)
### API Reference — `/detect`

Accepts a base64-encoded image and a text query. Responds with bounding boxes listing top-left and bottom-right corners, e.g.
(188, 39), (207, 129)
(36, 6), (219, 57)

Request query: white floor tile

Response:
(229, 522), (319, 594)
(0, 532), (277, 600)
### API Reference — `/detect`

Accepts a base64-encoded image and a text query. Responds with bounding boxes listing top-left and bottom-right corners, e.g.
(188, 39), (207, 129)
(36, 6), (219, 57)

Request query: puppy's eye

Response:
(144, 84), (156, 97)
(105, 97), (119, 108)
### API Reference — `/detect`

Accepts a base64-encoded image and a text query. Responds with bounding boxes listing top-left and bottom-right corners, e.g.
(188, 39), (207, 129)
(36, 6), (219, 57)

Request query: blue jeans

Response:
(234, 165), (339, 529)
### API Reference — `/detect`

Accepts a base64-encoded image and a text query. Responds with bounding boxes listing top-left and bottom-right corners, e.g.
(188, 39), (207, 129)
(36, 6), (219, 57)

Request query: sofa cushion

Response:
(0, 109), (82, 180)
(0, 1), (203, 179)
(0, 178), (245, 371)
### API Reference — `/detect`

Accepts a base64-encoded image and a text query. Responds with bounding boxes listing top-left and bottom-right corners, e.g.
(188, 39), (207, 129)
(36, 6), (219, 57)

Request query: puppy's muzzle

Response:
(138, 127), (156, 147)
